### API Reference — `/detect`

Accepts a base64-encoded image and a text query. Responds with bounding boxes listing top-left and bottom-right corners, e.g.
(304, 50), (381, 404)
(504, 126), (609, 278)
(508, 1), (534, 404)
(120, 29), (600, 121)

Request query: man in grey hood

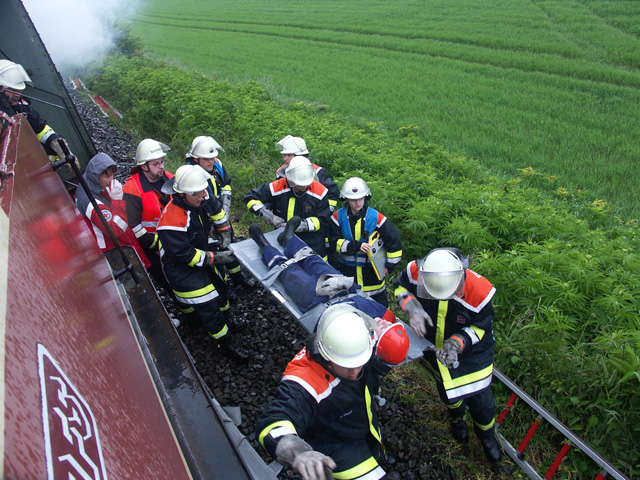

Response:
(76, 153), (150, 268)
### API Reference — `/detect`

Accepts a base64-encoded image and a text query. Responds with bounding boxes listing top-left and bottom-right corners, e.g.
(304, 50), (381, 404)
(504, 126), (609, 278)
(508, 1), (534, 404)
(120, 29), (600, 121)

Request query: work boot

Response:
(218, 335), (251, 361)
(450, 417), (469, 444)
(249, 223), (270, 250)
(277, 216), (301, 246)
(480, 435), (503, 464)
(232, 271), (258, 289)
(226, 315), (247, 332)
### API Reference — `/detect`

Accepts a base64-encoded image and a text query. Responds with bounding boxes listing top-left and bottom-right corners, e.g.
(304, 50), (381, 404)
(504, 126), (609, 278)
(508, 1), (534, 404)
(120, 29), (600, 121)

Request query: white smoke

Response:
(21, 0), (141, 71)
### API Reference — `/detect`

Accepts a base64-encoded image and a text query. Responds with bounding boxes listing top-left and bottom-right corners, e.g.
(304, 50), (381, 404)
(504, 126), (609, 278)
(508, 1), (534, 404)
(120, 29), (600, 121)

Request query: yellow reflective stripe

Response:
(474, 417), (496, 431)
(362, 281), (384, 292)
(309, 216), (320, 230)
(188, 249), (204, 267)
(336, 238), (346, 253)
(443, 364), (494, 391)
(258, 420), (297, 446)
(436, 301), (452, 383)
(222, 185), (232, 191)
(386, 249), (402, 259)
(446, 400), (464, 410)
(210, 210), (226, 221)
(209, 324), (228, 339)
(220, 301), (230, 312)
(287, 197), (295, 220)
(364, 386), (381, 443)
(470, 324), (485, 340)
(329, 199), (337, 208)
(175, 283), (215, 299)
(394, 285), (409, 297)
(247, 199), (263, 210)
(354, 218), (363, 241)
(228, 264), (241, 274)
(333, 457), (379, 480)
(37, 124), (53, 141)
(149, 234), (159, 249)
(357, 265), (364, 290)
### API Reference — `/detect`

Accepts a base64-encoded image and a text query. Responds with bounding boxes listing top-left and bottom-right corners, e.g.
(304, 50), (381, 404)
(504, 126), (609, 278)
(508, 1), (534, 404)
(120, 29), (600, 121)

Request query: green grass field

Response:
(131, 0), (640, 218)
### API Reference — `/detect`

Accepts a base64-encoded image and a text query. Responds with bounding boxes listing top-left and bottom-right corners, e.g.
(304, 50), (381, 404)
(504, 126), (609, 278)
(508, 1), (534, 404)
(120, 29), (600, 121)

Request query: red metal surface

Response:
(496, 391), (517, 426)
(1, 117), (193, 479)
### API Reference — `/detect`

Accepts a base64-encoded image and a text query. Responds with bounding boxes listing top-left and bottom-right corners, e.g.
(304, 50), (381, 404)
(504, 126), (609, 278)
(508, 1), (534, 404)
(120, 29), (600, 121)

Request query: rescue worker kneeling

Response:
(157, 164), (250, 361)
(256, 304), (406, 480)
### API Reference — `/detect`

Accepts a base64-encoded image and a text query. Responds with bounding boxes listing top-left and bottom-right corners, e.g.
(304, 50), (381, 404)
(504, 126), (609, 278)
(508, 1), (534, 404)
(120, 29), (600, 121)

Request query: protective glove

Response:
(276, 435), (336, 480)
(315, 274), (354, 297)
(218, 228), (232, 249)
(295, 218), (315, 233)
(106, 179), (123, 200)
(258, 207), (286, 228)
(212, 250), (236, 264)
(436, 335), (466, 368)
(398, 294), (433, 338)
(222, 194), (232, 218)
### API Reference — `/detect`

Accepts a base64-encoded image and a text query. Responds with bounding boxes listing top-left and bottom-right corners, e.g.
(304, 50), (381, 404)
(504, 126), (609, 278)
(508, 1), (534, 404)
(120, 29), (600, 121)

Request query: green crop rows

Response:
(131, 0), (640, 218)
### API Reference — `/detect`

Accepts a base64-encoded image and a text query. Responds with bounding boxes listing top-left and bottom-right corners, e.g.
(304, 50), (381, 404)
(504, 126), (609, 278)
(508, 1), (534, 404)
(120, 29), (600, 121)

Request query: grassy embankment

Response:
(85, 53), (639, 477)
(131, 0), (640, 219)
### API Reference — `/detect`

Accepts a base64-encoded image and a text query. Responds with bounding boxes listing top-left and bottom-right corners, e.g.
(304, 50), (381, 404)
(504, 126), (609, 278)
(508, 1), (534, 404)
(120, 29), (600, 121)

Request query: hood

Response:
(76, 152), (116, 218)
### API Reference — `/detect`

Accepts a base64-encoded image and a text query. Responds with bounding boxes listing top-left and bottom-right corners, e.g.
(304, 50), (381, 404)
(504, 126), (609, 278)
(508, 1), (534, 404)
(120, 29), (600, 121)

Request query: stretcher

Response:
(230, 229), (429, 362)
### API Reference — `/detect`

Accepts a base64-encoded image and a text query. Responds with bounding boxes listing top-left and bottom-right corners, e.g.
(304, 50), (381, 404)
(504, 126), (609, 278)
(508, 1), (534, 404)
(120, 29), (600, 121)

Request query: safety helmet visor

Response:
(169, 165), (211, 195)
(0, 61), (32, 91)
(417, 249), (466, 300)
(286, 157), (315, 187)
(316, 305), (374, 368)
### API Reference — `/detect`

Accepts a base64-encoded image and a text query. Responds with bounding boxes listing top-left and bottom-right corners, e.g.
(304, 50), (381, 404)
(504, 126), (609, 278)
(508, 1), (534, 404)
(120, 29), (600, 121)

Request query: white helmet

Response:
(316, 304), (374, 368)
(188, 136), (224, 159)
(0, 60), (32, 91)
(418, 249), (467, 300)
(340, 177), (371, 200)
(276, 135), (309, 155)
(285, 156), (315, 187)
(135, 138), (170, 165)
(168, 164), (211, 195)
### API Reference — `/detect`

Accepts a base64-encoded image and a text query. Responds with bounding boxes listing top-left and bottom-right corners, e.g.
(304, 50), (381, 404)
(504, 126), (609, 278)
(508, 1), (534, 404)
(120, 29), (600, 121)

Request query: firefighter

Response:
(330, 177), (403, 307)
(123, 139), (176, 297)
(394, 248), (502, 465)
(75, 152), (150, 269)
(185, 136), (257, 290)
(0, 59), (70, 162)
(244, 156), (331, 259)
(256, 304), (398, 480)
(157, 164), (250, 361)
(275, 135), (339, 212)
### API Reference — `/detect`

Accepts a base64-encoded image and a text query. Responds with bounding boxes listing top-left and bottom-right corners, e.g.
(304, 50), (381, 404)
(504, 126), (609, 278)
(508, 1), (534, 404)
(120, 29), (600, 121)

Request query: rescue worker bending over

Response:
(395, 248), (502, 465)
(256, 304), (403, 480)
(0, 60), (71, 162)
(123, 139), (175, 296)
(275, 135), (339, 212)
(330, 177), (403, 307)
(185, 136), (256, 290)
(244, 156), (331, 259)
(75, 153), (150, 269)
(157, 165), (250, 361)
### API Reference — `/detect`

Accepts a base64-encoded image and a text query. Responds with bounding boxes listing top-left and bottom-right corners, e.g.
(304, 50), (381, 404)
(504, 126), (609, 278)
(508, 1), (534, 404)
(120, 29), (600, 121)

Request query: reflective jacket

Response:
(330, 203), (402, 296)
(394, 260), (496, 400)
(276, 162), (339, 211)
(157, 193), (229, 297)
(244, 178), (331, 257)
(257, 346), (387, 480)
(123, 170), (173, 253)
